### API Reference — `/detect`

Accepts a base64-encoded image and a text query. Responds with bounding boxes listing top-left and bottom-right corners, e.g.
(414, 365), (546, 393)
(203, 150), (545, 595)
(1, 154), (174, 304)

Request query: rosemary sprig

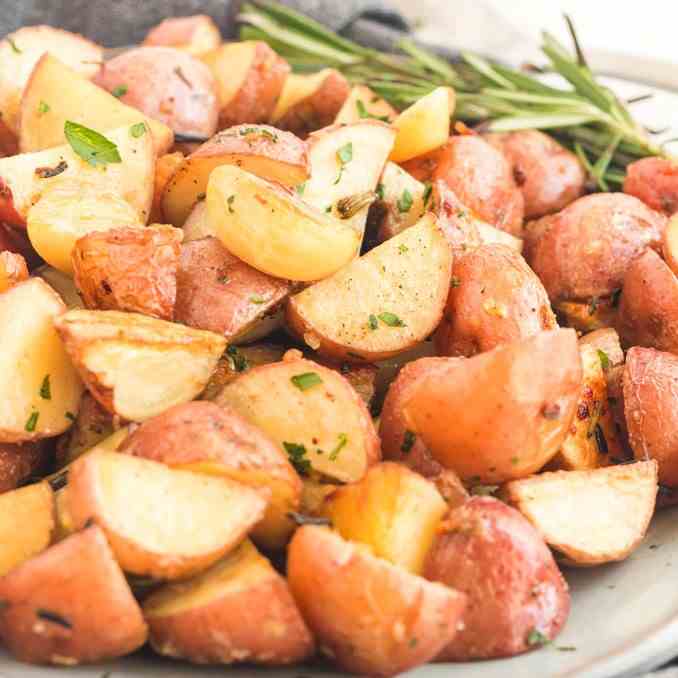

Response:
(239, 1), (671, 188)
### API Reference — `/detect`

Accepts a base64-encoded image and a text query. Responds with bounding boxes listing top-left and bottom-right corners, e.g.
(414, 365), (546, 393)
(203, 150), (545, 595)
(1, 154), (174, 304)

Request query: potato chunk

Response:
(143, 15), (221, 56)
(334, 85), (396, 125)
(0, 251), (28, 292)
(67, 450), (267, 579)
(54, 309), (225, 421)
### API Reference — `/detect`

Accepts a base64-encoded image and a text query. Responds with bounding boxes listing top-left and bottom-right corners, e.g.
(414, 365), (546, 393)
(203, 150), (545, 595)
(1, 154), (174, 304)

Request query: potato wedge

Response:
(389, 87), (454, 163)
(0, 525), (147, 665)
(320, 462), (446, 574)
(288, 525), (465, 677)
(0, 481), (54, 576)
(376, 161), (427, 242)
(35, 265), (83, 309)
(664, 214), (678, 275)
(503, 461), (657, 566)
(68, 449), (266, 579)
(334, 84), (397, 125)
(207, 165), (360, 282)
(150, 152), (184, 223)
(144, 540), (314, 664)
(0, 251), (28, 292)
(578, 327), (625, 370)
(286, 213), (452, 362)
(403, 329), (582, 483)
(54, 309), (225, 421)
(0, 441), (50, 493)
(19, 54), (173, 155)
(216, 357), (380, 483)
(0, 278), (83, 442)
(120, 401), (302, 550)
(0, 124), (155, 228)
(144, 15), (220, 55)
(181, 200), (214, 241)
(162, 124), (309, 227)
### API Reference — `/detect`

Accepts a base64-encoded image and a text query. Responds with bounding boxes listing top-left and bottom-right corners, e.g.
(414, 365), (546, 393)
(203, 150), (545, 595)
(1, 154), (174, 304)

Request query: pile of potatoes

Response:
(0, 13), (677, 678)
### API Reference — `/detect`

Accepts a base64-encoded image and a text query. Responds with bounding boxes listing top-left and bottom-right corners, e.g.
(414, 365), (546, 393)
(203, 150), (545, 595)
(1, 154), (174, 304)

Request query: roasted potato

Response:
(0, 441), (50, 493)
(144, 540), (314, 665)
(623, 156), (678, 216)
(484, 130), (586, 219)
(664, 213), (678, 274)
(207, 165), (360, 282)
(433, 134), (524, 236)
(623, 347), (678, 486)
(320, 462), (447, 574)
(271, 69), (350, 138)
(400, 146), (443, 183)
(616, 248), (678, 354)
(0, 278), (83, 442)
(435, 244), (556, 357)
(503, 461), (658, 566)
(0, 250), (28, 292)
(376, 161), (427, 242)
(216, 356), (380, 483)
(203, 41), (289, 129)
(288, 525), (466, 677)
(423, 496), (570, 660)
(120, 401), (302, 550)
(67, 449), (267, 579)
(579, 327), (625, 370)
(54, 309), (225, 421)
(554, 296), (619, 333)
(19, 54), (173, 155)
(0, 116), (18, 157)
(0, 525), (147, 665)
(175, 236), (291, 341)
(143, 15), (221, 56)
(524, 192), (666, 302)
(334, 84), (396, 125)
(181, 200), (214, 241)
(286, 212), (452, 362)
(403, 329), (582, 483)
(150, 152), (184, 224)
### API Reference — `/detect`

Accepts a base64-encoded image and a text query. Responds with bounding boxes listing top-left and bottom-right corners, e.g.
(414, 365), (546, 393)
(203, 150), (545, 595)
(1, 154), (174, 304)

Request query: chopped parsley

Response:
(291, 372), (322, 391)
(422, 181), (433, 207)
(401, 430), (416, 454)
(283, 442), (311, 476)
(355, 99), (390, 122)
(227, 194), (235, 213)
(64, 121), (122, 167)
(398, 244), (409, 254)
(37, 100), (50, 115)
(397, 188), (413, 213)
(130, 122), (146, 138)
(588, 296), (599, 316)
(25, 411), (39, 433)
(450, 276), (461, 288)
(296, 182), (306, 196)
(249, 294), (265, 304)
(597, 349), (610, 370)
(65, 411), (76, 422)
(378, 312), (405, 327)
(111, 84), (128, 98)
(39, 375), (51, 400)
(334, 142), (353, 185)
(239, 127), (277, 143)
(7, 37), (21, 54)
(375, 183), (385, 201)
(226, 345), (248, 373)
(368, 314), (379, 330)
(526, 629), (551, 648)
(329, 433), (348, 461)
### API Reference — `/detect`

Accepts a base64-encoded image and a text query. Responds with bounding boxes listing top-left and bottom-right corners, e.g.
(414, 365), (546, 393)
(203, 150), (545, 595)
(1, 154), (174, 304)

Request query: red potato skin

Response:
(143, 15), (220, 53)
(94, 47), (218, 139)
(624, 157), (678, 216)
(0, 526), (147, 665)
(287, 526), (466, 677)
(0, 116), (17, 157)
(623, 347), (678, 486)
(400, 147), (443, 183)
(175, 236), (292, 339)
(525, 193), (666, 302)
(0, 250), (29, 289)
(615, 248), (678, 354)
(484, 130), (586, 219)
(431, 180), (481, 252)
(433, 135), (524, 236)
(424, 496), (570, 660)
(0, 442), (50, 493)
(435, 244), (557, 357)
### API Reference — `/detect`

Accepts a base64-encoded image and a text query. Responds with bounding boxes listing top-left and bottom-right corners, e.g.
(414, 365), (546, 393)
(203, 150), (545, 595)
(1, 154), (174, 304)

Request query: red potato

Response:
(623, 347), (678, 486)
(433, 135), (524, 236)
(334, 85), (396, 125)
(175, 236), (292, 341)
(143, 15), (221, 56)
(578, 327), (625, 369)
(288, 526), (466, 677)
(435, 244), (556, 357)
(94, 47), (218, 139)
(0, 116), (18, 157)
(624, 156), (678, 216)
(150, 152), (185, 223)
(182, 200), (214, 241)
(484, 130), (586, 219)
(0, 251), (29, 293)
(424, 496), (570, 660)
(615, 248), (678, 354)
(403, 329), (582, 483)
(400, 147), (443, 183)
(0, 525), (147, 665)
(524, 192), (666, 302)
(430, 180), (481, 252)
(0, 441), (50, 493)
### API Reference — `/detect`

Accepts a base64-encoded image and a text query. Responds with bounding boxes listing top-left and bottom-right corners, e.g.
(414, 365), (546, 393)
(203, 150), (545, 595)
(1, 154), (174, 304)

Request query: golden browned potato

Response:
(554, 297), (618, 333)
(175, 236), (291, 341)
(143, 15), (221, 56)
(150, 152), (185, 223)
(525, 193), (666, 302)
(320, 462), (447, 574)
(162, 124), (309, 227)
(423, 496), (570, 660)
(433, 135), (524, 236)
(578, 327), (625, 369)
(120, 401), (302, 550)
(271, 69), (350, 138)
(202, 41), (289, 129)
(503, 461), (657, 566)
(435, 244), (556, 357)
(0, 250), (28, 292)
(664, 214), (678, 274)
(623, 347), (678, 486)
(0, 525), (147, 665)
(288, 525), (466, 677)
(72, 226), (182, 320)
(216, 356), (380, 483)
(19, 54), (173, 155)
(0, 278), (84, 443)
(299, 478), (338, 515)
(402, 329), (582, 483)
(400, 146), (443, 183)
(616, 248), (678, 353)
(334, 85), (396, 125)
(286, 213), (452, 362)
(484, 130), (586, 219)
(0, 441), (50, 493)
(67, 449), (267, 579)
(144, 540), (314, 665)
(623, 156), (678, 216)
(54, 309), (225, 421)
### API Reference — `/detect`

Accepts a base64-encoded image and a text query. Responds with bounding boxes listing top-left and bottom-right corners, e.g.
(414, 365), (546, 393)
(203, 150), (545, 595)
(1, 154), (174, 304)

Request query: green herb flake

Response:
(25, 411), (39, 433)
(375, 183), (385, 201)
(37, 100), (50, 115)
(401, 430), (416, 454)
(398, 244), (409, 254)
(597, 349), (610, 370)
(39, 375), (51, 400)
(397, 188), (413, 213)
(450, 276), (461, 288)
(64, 121), (122, 167)
(408, 638), (418, 649)
(511, 456), (520, 465)
(378, 312), (405, 327)
(226, 345), (249, 373)
(368, 314), (379, 330)
(7, 37), (21, 54)
(283, 442), (311, 476)
(334, 142), (353, 185)
(526, 629), (551, 648)
(111, 84), (128, 98)
(325, 205), (333, 213)
(329, 433), (348, 461)
(129, 122), (146, 138)
(249, 295), (265, 304)
(227, 194), (235, 213)
(355, 99), (389, 122)
(291, 372), (323, 391)
(557, 646), (577, 652)
(65, 411), (76, 422)
(588, 296), (599, 316)
(422, 182), (433, 207)
(296, 182), (306, 196)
